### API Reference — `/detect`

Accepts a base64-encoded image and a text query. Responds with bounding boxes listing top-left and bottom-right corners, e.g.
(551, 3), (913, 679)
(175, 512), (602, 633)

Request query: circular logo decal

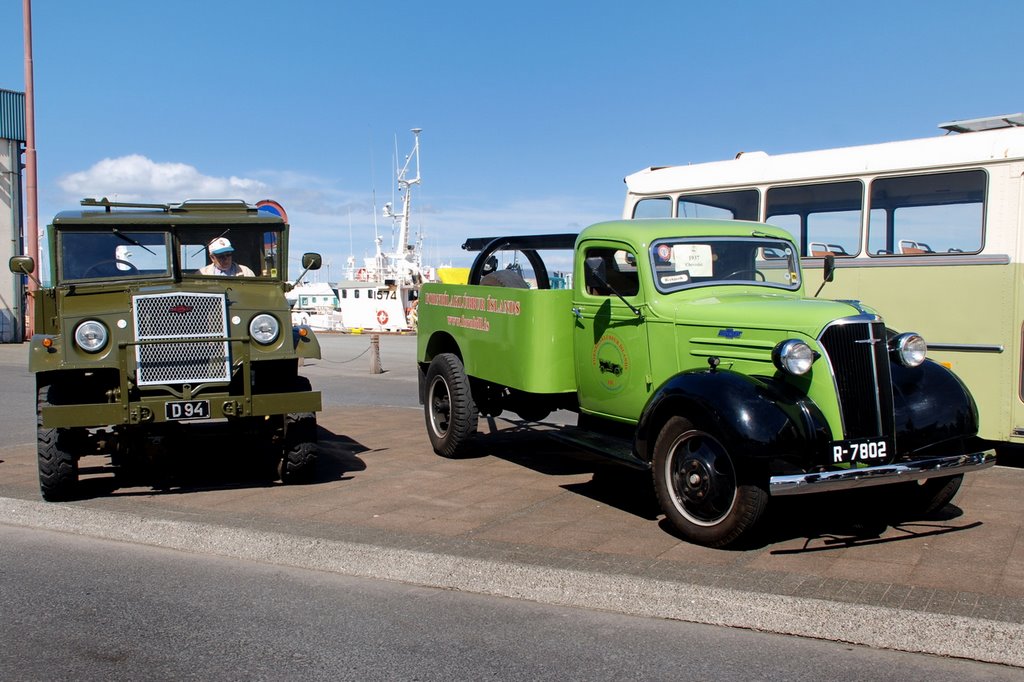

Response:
(592, 334), (630, 392)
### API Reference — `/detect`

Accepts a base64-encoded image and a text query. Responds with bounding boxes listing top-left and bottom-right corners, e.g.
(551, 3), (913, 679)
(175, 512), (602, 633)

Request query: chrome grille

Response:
(133, 292), (231, 386)
(818, 318), (894, 439)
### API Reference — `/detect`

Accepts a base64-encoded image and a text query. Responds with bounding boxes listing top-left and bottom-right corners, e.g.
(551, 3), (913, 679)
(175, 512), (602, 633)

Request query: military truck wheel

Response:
(280, 413), (318, 483)
(652, 416), (767, 547)
(37, 385), (79, 501)
(424, 353), (478, 458)
(280, 377), (319, 483)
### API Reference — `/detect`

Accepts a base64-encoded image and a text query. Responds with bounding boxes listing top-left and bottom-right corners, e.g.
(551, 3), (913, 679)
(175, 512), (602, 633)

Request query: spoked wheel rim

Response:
(664, 429), (737, 526)
(427, 375), (453, 439)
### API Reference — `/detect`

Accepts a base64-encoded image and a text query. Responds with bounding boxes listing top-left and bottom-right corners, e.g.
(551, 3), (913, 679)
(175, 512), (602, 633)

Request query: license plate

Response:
(830, 438), (891, 464)
(165, 400), (210, 421)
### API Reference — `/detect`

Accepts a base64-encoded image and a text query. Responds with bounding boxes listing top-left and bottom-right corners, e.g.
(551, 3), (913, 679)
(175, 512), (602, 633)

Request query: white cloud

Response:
(53, 154), (622, 275)
(58, 155), (268, 202)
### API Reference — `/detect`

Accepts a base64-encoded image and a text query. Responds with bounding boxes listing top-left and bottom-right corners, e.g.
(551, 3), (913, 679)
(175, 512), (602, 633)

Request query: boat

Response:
(333, 128), (429, 332)
(286, 281), (345, 331)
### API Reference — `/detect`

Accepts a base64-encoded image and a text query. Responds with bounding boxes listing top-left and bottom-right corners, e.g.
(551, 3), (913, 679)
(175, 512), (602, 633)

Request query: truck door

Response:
(573, 242), (653, 421)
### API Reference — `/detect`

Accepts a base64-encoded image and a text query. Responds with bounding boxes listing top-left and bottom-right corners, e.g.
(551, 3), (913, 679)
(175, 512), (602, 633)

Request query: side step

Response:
(546, 426), (650, 470)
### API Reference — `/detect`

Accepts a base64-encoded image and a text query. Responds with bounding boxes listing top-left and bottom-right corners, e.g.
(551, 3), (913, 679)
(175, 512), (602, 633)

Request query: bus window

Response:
(633, 197), (672, 218)
(867, 170), (986, 255)
(765, 180), (863, 257)
(677, 189), (759, 221)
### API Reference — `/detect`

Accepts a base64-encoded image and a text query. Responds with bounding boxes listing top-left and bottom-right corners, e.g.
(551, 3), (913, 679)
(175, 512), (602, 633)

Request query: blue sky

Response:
(1, 1), (1021, 275)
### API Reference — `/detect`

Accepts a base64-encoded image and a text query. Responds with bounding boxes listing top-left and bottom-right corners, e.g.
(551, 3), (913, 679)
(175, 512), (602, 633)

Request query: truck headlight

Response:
(772, 339), (816, 376)
(892, 332), (926, 367)
(74, 320), (108, 353)
(249, 314), (280, 345)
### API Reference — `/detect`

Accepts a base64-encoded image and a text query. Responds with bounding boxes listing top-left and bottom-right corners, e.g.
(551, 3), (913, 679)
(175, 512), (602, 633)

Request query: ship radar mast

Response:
(382, 128), (422, 275)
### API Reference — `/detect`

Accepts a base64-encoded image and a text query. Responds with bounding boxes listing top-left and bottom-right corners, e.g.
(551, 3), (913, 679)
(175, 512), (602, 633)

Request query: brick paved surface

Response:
(2, 403), (1022, 627)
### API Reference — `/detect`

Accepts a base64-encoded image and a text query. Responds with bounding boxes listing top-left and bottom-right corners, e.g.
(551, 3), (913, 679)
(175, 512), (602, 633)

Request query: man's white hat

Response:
(209, 237), (234, 255)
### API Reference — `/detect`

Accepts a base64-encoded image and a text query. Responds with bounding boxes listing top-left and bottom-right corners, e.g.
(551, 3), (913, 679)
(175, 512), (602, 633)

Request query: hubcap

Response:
(667, 430), (737, 526)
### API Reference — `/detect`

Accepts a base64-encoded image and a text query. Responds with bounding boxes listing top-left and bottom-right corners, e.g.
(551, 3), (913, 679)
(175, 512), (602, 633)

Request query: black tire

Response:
(652, 416), (767, 547)
(424, 353), (478, 458)
(37, 385), (79, 501)
(893, 474), (964, 517)
(280, 376), (318, 483)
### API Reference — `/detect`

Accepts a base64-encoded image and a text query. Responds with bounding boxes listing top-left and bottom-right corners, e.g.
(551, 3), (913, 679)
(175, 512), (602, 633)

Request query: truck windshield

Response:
(649, 236), (801, 293)
(59, 229), (172, 282)
(181, 229), (282, 279)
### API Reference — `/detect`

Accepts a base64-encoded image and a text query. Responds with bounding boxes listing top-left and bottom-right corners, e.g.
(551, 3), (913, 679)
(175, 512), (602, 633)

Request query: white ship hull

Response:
(336, 281), (416, 332)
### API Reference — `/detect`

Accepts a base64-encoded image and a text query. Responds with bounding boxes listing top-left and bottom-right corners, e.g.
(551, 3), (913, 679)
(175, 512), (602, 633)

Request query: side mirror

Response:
(9, 255), (35, 275)
(301, 252), (322, 271)
(823, 254), (835, 283)
(584, 256), (607, 290)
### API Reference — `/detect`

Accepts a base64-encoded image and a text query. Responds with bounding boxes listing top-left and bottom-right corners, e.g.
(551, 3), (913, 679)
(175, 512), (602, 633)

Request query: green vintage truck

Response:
(9, 198), (323, 500)
(417, 218), (996, 547)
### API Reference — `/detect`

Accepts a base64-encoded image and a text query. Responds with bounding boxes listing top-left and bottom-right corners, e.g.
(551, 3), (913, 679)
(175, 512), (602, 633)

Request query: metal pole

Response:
(370, 334), (382, 374)
(22, 0), (38, 336)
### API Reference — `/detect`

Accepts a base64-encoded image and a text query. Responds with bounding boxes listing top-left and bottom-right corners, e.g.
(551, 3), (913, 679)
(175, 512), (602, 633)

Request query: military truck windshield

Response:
(182, 229), (282, 279)
(59, 229), (171, 282)
(650, 236), (801, 293)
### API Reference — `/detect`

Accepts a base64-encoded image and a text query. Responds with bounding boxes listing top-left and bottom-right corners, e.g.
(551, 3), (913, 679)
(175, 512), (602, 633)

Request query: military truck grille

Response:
(133, 292), (231, 386)
(818, 319), (895, 440)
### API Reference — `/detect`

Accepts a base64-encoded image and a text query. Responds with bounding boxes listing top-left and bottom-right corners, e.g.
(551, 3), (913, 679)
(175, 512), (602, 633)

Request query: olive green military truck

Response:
(9, 198), (323, 500)
(416, 219), (996, 547)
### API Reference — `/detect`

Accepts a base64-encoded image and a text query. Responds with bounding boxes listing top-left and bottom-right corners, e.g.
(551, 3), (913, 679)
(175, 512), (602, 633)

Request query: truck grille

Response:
(818, 317), (894, 439)
(132, 292), (231, 386)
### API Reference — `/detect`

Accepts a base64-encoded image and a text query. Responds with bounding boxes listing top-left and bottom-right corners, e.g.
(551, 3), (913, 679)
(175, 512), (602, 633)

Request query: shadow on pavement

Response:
(475, 418), (985, 551)
(72, 426), (369, 499)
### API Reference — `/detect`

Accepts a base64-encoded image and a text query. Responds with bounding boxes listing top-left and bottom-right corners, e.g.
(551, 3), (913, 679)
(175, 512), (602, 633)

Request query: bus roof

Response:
(625, 124), (1024, 196)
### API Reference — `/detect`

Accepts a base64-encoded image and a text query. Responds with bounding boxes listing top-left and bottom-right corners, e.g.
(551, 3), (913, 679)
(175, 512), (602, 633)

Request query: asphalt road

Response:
(3, 524), (1022, 682)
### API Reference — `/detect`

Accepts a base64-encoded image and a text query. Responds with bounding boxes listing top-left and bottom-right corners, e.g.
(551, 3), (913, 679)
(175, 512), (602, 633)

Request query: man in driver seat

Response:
(200, 237), (254, 277)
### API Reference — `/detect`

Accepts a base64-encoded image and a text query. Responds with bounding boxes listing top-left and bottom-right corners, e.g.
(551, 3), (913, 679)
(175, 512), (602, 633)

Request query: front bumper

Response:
(769, 450), (996, 496)
(40, 390), (323, 428)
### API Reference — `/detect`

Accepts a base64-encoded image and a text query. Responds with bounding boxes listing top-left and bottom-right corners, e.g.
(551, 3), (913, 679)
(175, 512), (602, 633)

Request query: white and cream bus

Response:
(623, 113), (1024, 449)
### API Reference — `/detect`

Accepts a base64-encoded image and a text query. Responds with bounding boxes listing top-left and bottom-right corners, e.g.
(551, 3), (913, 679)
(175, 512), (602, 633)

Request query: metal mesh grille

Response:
(819, 320), (894, 439)
(133, 292), (231, 385)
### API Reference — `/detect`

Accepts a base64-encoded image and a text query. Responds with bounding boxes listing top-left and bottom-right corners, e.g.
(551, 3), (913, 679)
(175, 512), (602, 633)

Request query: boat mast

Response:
(384, 128), (422, 265)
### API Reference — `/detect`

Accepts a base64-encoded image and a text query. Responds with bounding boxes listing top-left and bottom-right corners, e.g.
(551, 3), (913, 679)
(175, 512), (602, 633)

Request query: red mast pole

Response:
(23, 0), (38, 337)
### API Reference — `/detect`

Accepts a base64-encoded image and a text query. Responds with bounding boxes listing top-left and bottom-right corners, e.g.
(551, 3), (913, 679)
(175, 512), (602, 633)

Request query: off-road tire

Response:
(280, 376), (319, 483)
(37, 385), (79, 501)
(424, 353), (478, 458)
(652, 416), (768, 547)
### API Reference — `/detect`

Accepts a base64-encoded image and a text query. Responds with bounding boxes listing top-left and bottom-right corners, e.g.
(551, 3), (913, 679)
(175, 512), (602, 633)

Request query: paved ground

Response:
(2, 336), (1023, 667)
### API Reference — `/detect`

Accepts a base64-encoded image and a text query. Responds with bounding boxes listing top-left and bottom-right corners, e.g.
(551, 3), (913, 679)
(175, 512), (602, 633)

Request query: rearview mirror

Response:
(584, 256), (607, 290)
(301, 253), (322, 271)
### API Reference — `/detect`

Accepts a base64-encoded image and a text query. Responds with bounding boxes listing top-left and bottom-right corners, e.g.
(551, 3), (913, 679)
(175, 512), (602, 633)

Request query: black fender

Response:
(891, 359), (979, 455)
(635, 369), (832, 467)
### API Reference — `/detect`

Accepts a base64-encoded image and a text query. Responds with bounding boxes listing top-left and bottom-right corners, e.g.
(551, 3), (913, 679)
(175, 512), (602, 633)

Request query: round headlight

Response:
(772, 339), (815, 376)
(74, 320), (108, 353)
(249, 313), (280, 345)
(893, 332), (926, 368)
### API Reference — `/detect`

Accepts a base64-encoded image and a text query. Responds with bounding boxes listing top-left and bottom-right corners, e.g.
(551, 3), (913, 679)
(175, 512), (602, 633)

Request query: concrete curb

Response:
(4, 495), (1021, 668)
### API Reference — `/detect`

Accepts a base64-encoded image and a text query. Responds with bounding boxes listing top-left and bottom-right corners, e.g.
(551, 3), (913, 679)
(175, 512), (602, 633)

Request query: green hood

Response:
(652, 290), (873, 338)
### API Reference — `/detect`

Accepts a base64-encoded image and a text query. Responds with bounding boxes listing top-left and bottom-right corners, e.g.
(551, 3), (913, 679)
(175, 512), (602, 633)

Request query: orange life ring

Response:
(376, 310), (389, 325)
(356, 268), (367, 281)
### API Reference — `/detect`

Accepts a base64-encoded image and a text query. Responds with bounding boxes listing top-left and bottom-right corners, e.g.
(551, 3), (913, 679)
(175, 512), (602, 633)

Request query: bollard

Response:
(370, 333), (382, 374)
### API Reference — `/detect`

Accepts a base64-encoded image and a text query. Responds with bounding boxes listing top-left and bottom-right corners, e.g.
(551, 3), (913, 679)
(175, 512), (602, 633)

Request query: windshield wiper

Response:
(112, 228), (156, 256)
